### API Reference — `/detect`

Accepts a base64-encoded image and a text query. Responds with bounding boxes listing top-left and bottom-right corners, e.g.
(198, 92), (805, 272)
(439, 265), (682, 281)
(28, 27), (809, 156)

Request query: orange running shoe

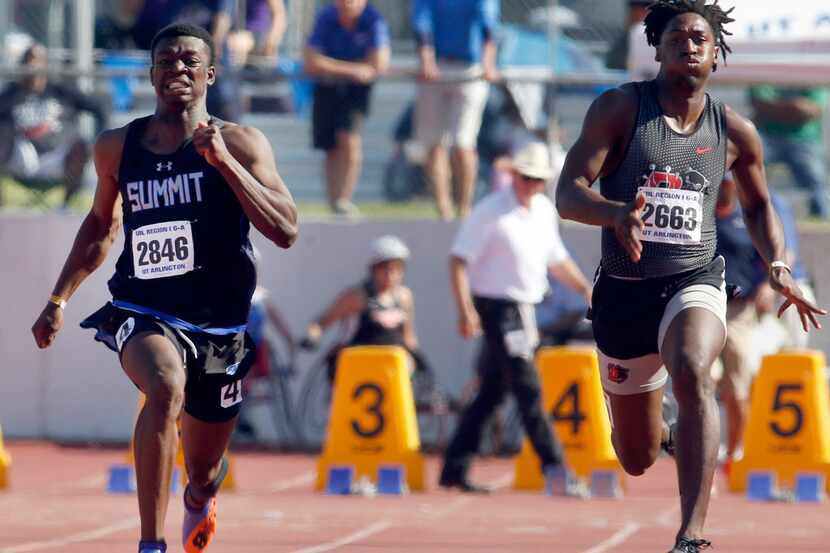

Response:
(183, 492), (217, 553)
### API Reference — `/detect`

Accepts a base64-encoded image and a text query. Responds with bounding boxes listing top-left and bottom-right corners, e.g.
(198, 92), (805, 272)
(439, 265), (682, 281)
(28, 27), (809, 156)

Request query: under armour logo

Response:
(156, 161), (173, 172)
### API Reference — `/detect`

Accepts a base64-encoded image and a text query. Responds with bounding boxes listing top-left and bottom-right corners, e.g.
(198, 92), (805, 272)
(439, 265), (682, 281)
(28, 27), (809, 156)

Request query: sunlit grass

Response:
(0, 177), (440, 219)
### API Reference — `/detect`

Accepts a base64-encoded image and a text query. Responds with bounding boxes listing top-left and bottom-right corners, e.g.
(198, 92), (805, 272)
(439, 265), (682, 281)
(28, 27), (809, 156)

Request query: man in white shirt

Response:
(439, 142), (592, 493)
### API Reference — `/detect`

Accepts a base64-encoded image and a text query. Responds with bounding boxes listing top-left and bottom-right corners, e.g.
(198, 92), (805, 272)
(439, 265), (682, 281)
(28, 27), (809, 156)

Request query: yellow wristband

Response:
(48, 295), (67, 309)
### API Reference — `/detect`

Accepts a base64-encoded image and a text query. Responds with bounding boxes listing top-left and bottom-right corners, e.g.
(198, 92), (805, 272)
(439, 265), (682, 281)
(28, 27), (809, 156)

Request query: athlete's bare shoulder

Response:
(583, 82), (640, 138)
(219, 122), (273, 164)
(93, 124), (129, 178)
(593, 83), (639, 117)
(723, 104), (760, 144)
(723, 103), (763, 165)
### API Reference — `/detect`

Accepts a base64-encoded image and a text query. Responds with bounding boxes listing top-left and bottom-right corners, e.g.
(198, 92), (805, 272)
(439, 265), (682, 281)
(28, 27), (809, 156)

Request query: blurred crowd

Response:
(0, 0), (827, 221)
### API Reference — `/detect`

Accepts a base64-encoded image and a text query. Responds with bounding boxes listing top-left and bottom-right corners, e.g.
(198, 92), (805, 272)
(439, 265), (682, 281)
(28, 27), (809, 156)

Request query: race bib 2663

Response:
(637, 187), (702, 245)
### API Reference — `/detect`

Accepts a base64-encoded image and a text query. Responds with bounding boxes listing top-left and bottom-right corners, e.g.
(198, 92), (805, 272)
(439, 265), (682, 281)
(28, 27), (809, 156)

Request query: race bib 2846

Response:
(131, 220), (194, 280)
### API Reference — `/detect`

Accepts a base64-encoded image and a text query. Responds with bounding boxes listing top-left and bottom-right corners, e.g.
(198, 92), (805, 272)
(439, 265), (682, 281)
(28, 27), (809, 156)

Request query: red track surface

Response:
(1, 441), (827, 552)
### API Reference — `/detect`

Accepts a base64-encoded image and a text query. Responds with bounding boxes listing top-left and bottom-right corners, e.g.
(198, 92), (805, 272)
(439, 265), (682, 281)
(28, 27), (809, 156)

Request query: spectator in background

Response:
(714, 173), (771, 474)
(0, 44), (108, 207)
(304, 0), (390, 216)
(413, 0), (499, 220)
(606, 0), (651, 72)
(133, 0), (243, 122)
(245, 0), (286, 62)
(299, 235), (434, 382)
(439, 142), (591, 494)
(749, 86), (830, 220)
(95, 0), (144, 51)
(769, 192), (816, 350)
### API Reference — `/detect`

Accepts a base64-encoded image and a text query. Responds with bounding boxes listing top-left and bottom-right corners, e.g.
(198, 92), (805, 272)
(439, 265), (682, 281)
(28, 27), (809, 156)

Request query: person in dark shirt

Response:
(769, 193), (816, 349)
(714, 173), (768, 474)
(0, 43), (108, 207)
(31, 24), (297, 553)
(555, 2), (824, 551)
(245, 0), (286, 60)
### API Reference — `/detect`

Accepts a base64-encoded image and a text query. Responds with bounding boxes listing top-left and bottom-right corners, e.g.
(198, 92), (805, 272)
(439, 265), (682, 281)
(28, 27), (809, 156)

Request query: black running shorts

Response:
(81, 303), (254, 422)
(590, 256), (725, 360)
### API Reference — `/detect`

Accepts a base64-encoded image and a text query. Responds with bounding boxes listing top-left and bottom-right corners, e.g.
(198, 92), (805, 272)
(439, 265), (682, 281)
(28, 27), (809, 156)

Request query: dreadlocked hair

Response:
(644, 0), (735, 63)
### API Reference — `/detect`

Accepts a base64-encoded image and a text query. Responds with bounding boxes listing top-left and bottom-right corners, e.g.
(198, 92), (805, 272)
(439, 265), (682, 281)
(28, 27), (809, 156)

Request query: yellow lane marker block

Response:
(316, 346), (425, 492)
(729, 350), (830, 493)
(514, 346), (623, 490)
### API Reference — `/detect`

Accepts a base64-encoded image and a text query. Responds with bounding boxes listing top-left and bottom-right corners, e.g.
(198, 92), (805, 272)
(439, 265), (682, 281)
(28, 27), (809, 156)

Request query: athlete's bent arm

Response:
(31, 128), (125, 348)
(555, 87), (647, 262)
(726, 107), (826, 329)
(194, 122), (298, 248)
(555, 89), (633, 225)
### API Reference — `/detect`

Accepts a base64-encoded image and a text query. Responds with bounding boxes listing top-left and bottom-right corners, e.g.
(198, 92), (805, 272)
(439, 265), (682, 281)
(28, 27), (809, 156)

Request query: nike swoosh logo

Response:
(696, 146), (713, 155)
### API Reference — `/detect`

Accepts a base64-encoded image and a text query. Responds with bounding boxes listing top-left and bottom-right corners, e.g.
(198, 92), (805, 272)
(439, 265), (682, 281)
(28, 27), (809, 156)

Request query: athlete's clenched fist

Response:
(193, 119), (229, 167)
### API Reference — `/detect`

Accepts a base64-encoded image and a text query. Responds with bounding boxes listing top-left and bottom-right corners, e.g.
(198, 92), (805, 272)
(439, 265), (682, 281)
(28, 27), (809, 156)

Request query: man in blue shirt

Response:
(304, 0), (390, 216)
(412, 0), (499, 220)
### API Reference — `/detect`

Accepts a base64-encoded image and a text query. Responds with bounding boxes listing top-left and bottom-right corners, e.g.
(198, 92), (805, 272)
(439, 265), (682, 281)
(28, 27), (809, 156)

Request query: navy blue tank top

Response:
(108, 116), (256, 328)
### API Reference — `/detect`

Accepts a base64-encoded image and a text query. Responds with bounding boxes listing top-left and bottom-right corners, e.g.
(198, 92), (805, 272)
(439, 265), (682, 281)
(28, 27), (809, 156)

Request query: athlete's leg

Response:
(718, 300), (756, 469)
(180, 414), (237, 506)
(661, 307), (725, 544)
(179, 414), (236, 552)
(605, 388), (666, 476)
(122, 333), (187, 543)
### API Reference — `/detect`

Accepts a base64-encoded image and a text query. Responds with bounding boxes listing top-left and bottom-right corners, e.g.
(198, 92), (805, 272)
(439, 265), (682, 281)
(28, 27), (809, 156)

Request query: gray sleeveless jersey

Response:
(599, 80), (727, 278)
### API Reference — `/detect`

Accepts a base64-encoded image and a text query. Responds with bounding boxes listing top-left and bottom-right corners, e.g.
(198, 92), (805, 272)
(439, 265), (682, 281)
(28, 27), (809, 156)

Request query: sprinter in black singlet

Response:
(555, 2), (824, 552)
(31, 24), (297, 553)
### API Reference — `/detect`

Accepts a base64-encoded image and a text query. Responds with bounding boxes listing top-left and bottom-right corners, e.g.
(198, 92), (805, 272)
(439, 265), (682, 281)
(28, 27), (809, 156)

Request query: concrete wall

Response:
(1, 214), (827, 441)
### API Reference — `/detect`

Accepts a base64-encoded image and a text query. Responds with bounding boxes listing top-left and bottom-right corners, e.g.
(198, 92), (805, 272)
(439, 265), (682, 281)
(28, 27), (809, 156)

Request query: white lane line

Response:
(580, 502), (680, 553)
(269, 471), (316, 492)
(426, 496), (472, 519)
(287, 520), (392, 553)
(0, 517), (139, 553)
(72, 474), (107, 490)
(580, 521), (642, 553)
(656, 504), (680, 527)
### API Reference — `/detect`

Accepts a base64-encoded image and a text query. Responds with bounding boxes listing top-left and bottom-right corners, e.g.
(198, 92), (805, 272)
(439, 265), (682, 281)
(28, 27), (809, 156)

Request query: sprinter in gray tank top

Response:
(555, 2), (825, 552)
